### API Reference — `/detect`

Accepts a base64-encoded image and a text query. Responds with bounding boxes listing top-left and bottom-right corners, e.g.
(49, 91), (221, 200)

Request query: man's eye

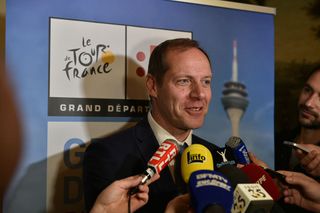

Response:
(303, 86), (312, 93)
(201, 79), (211, 87)
(203, 79), (211, 86)
(177, 79), (190, 85)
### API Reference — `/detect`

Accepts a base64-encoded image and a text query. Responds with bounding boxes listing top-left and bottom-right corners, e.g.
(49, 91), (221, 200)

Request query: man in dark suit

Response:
(83, 38), (218, 213)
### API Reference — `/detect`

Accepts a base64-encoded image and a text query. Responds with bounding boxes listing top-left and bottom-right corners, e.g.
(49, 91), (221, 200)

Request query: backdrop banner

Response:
(5, 0), (274, 212)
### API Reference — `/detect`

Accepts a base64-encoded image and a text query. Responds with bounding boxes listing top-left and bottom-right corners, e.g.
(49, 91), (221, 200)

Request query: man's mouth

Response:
(188, 107), (202, 111)
(185, 106), (206, 115)
(300, 106), (317, 118)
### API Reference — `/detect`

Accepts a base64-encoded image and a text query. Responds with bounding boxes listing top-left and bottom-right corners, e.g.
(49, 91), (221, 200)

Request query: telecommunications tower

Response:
(221, 40), (249, 136)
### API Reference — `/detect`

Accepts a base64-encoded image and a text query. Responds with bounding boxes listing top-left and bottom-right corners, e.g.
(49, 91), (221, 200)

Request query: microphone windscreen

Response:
(131, 139), (179, 194)
(181, 144), (214, 183)
(217, 165), (250, 189)
(189, 170), (233, 213)
(241, 163), (281, 201)
(147, 139), (178, 174)
(225, 136), (250, 165)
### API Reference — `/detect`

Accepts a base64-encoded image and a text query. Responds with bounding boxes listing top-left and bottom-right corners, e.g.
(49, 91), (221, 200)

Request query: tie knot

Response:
(178, 142), (188, 154)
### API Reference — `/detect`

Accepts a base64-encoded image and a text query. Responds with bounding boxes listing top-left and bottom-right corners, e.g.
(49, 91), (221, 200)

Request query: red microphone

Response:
(240, 163), (281, 201)
(142, 139), (179, 183)
(129, 139), (178, 194)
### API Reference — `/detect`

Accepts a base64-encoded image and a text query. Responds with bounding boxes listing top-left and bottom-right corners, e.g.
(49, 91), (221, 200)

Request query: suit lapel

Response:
(134, 118), (177, 195)
(134, 118), (159, 163)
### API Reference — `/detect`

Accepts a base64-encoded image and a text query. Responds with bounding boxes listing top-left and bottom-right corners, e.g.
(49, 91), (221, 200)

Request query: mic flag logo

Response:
(194, 172), (231, 191)
(148, 140), (178, 174)
(187, 151), (206, 164)
(232, 184), (273, 213)
(217, 149), (228, 162)
(215, 148), (236, 168)
(239, 144), (250, 163)
(181, 144), (214, 183)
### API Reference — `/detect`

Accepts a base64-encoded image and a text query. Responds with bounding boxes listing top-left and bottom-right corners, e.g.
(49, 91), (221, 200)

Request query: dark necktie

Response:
(174, 142), (188, 194)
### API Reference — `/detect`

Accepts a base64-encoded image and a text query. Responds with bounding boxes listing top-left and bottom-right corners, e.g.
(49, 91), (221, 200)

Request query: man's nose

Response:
(190, 82), (205, 99)
(305, 93), (318, 107)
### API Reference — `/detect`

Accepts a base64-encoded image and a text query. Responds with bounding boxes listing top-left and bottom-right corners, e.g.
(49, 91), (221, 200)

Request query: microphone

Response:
(216, 165), (251, 189)
(225, 136), (250, 165)
(212, 147), (236, 169)
(241, 163), (281, 201)
(232, 183), (273, 213)
(142, 139), (178, 182)
(181, 144), (214, 183)
(129, 139), (178, 195)
(189, 170), (233, 213)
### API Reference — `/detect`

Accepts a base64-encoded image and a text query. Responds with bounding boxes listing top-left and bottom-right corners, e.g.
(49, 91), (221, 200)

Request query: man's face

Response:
(298, 71), (320, 129)
(147, 47), (212, 135)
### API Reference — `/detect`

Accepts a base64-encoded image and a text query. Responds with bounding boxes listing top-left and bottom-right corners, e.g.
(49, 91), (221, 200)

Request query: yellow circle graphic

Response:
(102, 51), (115, 64)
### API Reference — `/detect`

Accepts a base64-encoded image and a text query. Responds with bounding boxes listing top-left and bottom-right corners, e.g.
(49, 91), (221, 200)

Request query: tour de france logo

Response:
(62, 37), (115, 81)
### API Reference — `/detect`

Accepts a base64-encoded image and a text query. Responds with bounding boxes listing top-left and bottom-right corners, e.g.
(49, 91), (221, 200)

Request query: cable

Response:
(128, 193), (132, 213)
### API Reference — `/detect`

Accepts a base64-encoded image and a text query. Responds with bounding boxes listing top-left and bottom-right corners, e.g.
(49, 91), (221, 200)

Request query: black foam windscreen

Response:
(216, 164), (251, 189)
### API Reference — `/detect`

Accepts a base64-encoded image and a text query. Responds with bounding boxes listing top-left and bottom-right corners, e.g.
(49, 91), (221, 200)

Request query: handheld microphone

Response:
(181, 144), (214, 183)
(189, 170), (233, 213)
(232, 183), (273, 213)
(241, 163), (281, 201)
(225, 136), (250, 165)
(129, 139), (178, 195)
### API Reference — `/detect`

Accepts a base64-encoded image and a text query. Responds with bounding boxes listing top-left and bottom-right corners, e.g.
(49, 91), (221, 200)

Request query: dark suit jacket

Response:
(83, 118), (219, 213)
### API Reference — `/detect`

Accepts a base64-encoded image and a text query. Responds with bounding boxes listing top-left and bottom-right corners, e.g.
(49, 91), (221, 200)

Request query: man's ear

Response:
(146, 74), (158, 98)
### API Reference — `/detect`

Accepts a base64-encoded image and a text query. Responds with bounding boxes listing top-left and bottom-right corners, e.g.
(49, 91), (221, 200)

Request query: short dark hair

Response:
(147, 38), (211, 85)
(306, 64), (320, 82)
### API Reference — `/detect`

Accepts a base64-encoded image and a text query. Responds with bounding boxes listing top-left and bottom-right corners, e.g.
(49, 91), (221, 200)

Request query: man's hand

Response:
(295, 144), (320, 177)
(278, 170), (320, 212)
(91, 174), (159, 213)
(248, 152), (269, 168)
(165, 194), (194, 213)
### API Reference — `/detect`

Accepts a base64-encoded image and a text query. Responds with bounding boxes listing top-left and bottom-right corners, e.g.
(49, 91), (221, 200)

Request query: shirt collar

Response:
(147, 111), (192, 146)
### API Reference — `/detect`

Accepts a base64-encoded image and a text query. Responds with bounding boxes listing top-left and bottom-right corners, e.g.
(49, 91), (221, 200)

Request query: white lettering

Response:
(77, 105), (83, 111)
(108, 105), (114, 112)
(256, 175), (266, 185)
(60, 104), (67, 111)
(130, 106), (136, 112)
(59, 104), (102, 112)
(116, 104), (121, 112)
(123, 105), (129, 112)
